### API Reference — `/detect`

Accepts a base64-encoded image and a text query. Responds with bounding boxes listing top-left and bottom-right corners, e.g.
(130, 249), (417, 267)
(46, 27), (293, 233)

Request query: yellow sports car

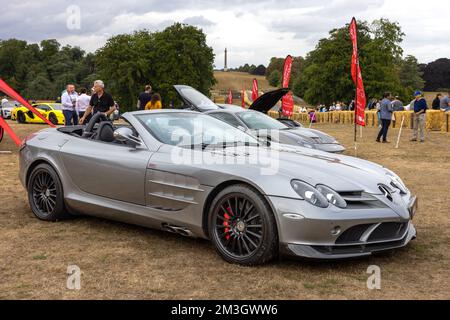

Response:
(11, 103), (65, 125)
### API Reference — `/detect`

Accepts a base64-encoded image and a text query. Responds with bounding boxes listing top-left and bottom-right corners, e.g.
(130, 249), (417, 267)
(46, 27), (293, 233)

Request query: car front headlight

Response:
(316, 185), (347, 208)
(291, 180), (329, 208)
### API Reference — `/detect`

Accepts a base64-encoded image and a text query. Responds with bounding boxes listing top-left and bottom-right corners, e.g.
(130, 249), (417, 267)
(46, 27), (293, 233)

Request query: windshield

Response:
(49, 103), (62, 110)
(136, 112), (260, 148)
(179, 87), (218, 111)
(237, 111), (288, 130)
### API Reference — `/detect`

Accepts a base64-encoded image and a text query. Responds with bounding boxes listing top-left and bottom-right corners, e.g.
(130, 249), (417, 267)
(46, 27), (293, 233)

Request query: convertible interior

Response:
(57, 113), (138, 145)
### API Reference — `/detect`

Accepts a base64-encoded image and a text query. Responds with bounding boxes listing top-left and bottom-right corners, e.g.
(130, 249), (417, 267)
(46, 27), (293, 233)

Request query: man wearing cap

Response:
(411, 91), (428, 143)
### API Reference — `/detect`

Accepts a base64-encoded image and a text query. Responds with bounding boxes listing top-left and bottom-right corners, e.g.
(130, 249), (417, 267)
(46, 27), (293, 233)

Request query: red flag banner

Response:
(251, 79), (258, 102)
(0, 78), (55, 127)
(241, 88), (245, 108)
(281, 92), (294, 117)
(281, 55), (293, 88)
(0, 116), (21, 146)
(227, 90), (233, 104)
(349, 18), (366, 127)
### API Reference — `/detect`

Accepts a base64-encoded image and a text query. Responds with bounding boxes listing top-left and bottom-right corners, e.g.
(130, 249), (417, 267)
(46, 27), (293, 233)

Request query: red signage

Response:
(281, 55), (293, 88)
(227, 90), (233, 104)
(282, 92), (294, 117)
(349, 18), (366, 126)
(251, 79), (259, 102)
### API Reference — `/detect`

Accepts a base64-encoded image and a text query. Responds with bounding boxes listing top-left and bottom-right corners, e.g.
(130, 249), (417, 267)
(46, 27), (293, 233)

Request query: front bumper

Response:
(281, 223), (416, 259)
(268, 195), (417, 259)
(315, 143), (346, 154)
(2, 109), (11, 119)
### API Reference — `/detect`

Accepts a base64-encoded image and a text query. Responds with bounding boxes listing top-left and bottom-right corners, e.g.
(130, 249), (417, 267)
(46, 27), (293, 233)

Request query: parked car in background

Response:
(11, 103), (65, 125)
(1, 100), (20, 119)
(277, 118), (304, 128)
(174, 85), (345, 153)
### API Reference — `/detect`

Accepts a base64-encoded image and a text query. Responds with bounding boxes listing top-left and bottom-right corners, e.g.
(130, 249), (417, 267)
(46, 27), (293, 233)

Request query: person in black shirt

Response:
(138, 85), (152, 110)
(79, 80), (116, 124)
(432, 94), (442, 110)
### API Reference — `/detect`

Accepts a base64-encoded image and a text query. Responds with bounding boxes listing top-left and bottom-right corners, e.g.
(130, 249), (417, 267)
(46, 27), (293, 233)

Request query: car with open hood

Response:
(20, 109), (418, 265)
(174, 85), (345, 153)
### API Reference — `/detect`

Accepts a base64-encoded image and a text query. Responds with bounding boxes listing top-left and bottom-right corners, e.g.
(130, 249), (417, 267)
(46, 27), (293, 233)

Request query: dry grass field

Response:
(213, 71), (275, 91)
(0, 120), (449, 300)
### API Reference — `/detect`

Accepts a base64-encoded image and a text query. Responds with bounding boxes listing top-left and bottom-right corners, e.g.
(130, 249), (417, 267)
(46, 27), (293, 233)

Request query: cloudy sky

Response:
(1, 0), (448, 67)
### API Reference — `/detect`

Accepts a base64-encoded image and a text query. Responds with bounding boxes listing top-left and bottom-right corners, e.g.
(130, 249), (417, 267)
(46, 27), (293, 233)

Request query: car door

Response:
(59, 129), (152, 206)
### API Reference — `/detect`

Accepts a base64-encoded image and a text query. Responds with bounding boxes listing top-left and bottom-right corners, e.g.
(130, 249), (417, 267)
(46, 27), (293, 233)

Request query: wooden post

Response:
(395, 116), (405, 149)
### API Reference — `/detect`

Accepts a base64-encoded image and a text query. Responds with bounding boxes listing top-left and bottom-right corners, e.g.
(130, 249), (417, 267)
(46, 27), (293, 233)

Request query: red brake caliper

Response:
(223, 205), (234, 240)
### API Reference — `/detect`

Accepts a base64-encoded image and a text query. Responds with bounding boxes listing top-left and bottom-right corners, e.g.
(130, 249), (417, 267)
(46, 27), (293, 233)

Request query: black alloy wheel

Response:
(17, 111), (26, 124)
(48, 113), (58, 125)
(28, 163), (67, 221)
(209, 184), (278, 265)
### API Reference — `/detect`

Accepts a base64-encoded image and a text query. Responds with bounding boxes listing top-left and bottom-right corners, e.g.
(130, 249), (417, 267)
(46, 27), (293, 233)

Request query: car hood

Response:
(173, 84), (220, 112)
(162, 143), (395, 197)
(249, 88), (289, 113)
(286, 128), (338, 144)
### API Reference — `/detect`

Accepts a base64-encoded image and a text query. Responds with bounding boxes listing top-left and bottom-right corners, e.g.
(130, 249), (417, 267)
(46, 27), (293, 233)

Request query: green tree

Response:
(265, 56), (304, 88)
(398, 55), (425, 93)
(96, 23), (216, 109)
(293, 19), (411, 105)
(268, 70), (281, 87)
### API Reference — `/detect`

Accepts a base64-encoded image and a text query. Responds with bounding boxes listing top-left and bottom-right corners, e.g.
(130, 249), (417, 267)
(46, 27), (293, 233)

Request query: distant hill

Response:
(213, 71), (275, 91)
(212, 71), (308, 108)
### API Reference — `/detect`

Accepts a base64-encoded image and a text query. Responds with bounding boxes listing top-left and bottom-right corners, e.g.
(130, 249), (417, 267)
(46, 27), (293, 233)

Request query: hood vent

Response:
(378, 185), (394, 202)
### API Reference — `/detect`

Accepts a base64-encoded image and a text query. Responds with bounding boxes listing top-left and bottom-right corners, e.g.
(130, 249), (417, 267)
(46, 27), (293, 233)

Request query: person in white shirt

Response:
(76, 88), (91, 123)
(61, 84), (79, 125)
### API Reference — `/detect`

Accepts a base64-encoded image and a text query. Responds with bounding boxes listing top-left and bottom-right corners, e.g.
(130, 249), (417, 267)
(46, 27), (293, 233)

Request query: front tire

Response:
(27, 163), (68, 221)
(17, 111), (26, 124)
(208, 184), (278, 266)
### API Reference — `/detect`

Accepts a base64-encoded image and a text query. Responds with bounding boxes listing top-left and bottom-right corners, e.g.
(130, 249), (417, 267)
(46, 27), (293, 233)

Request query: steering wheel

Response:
(82, 112), (109, 138)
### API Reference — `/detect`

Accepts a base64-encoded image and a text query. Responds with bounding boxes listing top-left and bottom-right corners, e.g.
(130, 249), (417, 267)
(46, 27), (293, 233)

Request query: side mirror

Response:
(237, 125), (247, 132)
(113, 127), (141, 147)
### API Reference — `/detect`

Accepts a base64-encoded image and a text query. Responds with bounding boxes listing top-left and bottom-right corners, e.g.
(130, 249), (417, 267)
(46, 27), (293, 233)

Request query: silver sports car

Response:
(19, 110), (418, 265)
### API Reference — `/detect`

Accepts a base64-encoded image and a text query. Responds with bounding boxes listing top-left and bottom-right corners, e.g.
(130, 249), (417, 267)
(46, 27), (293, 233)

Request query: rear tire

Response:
(27, 163), (68, 221)
(208, 184), (278, 266)
(48, 113), (58, 125)
(17, 111), (25, 124)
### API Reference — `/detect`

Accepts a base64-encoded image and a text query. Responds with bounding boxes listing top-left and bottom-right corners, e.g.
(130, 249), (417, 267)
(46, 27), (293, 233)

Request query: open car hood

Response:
(173, 85), (220, 112)
(249, 88), (289, 113)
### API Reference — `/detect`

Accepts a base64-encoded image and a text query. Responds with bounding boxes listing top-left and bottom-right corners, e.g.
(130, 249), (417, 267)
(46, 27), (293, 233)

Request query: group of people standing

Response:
(432, 93), (450, 112)
(376, 91), (428, 143)
(61, 80), (117, 126)
(137, 85), (162, 110)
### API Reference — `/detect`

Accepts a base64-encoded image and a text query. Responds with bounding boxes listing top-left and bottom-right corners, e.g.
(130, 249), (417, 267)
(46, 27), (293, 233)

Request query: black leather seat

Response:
(95, 121), (115, 142)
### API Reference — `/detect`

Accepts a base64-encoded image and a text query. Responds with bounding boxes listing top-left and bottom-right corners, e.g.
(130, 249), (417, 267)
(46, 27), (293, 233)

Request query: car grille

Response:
(335, 224), (373, 244)
(367, 222), (409, 242)
(336, 222), (409, 244)
(312, 238), (407, 256)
